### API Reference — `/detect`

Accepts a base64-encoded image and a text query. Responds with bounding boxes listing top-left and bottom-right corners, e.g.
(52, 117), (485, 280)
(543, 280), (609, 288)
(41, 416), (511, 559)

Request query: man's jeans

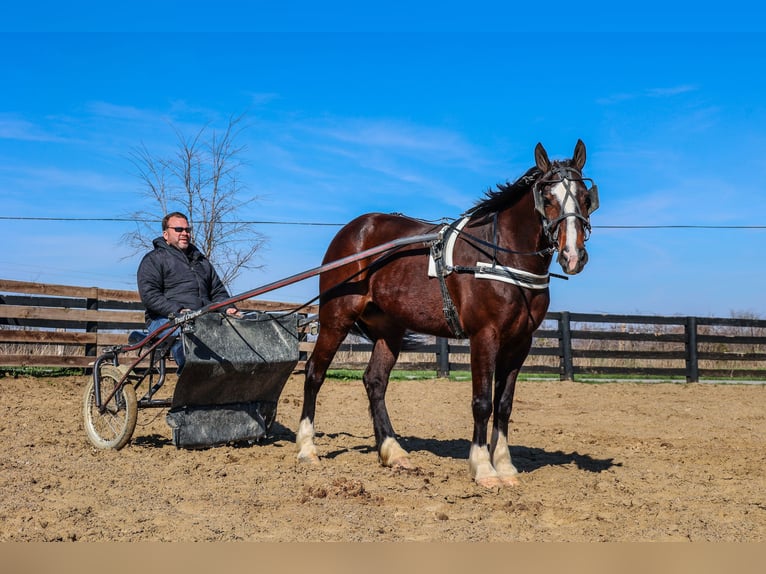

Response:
(147, 317), (185, 373)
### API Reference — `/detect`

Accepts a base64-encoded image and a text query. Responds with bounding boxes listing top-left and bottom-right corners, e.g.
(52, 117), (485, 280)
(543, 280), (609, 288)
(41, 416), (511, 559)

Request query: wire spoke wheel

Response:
(83, 364), (138, 450)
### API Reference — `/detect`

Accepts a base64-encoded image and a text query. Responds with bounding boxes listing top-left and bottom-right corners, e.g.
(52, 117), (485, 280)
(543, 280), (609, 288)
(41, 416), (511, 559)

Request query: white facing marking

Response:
(551, 179), (579, 270)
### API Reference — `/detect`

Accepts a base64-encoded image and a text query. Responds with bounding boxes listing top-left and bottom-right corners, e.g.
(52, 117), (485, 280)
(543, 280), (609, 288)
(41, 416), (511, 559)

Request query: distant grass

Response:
(325, 370), (764, 384)
(325, 369), (561, 382)
(0, 367), (85, 378)
(7, 366), (757, 385)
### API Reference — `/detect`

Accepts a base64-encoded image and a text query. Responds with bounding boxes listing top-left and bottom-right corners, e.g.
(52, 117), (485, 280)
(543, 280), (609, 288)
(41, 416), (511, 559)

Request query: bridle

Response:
(452, 165), (599, 258)
(532, 165), (599, 246)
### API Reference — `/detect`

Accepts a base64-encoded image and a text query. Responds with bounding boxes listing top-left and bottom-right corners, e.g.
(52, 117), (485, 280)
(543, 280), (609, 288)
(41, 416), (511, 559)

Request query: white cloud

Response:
(0, 114), (67, 142)
(310, 118), (486, 165)
(597, 84), (698, 105)
(646, 85), (698, 97)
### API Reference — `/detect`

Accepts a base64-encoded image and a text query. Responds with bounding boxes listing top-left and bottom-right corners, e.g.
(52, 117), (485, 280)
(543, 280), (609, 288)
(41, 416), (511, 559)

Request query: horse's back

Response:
(322, 212), (433, 263)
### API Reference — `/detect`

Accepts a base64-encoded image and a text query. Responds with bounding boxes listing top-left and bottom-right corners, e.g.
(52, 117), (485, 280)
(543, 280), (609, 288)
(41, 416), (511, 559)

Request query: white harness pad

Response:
(427, 217), (549, 289)
(474, 262), (549, 289)
(427, 217), (469, 277)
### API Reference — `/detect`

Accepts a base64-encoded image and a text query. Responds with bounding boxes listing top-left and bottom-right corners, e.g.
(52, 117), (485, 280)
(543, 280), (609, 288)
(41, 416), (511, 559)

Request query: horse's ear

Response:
(534, 142), (551, 172)
(573, 139), (586, 169)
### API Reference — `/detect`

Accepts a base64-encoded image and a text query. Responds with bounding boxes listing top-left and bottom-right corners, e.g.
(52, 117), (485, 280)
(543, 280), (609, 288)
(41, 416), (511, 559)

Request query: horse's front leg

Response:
(489, 339), (532, 486)
(364, 335), (413, 469)
(467, 335), (503, 488)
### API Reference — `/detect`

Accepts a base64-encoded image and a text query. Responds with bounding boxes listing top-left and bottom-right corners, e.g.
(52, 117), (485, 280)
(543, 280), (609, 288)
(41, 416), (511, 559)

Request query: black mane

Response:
(463, 166), (541, 221)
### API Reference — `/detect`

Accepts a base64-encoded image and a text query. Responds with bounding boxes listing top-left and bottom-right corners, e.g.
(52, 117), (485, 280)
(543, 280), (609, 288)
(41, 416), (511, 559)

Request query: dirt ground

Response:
(0, 372), (764, 542)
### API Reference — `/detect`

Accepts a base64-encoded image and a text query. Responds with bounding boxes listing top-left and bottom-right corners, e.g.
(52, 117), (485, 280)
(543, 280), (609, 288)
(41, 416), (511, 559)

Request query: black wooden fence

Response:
(2, 279), (765, 382)
(331, 311), (766, 382)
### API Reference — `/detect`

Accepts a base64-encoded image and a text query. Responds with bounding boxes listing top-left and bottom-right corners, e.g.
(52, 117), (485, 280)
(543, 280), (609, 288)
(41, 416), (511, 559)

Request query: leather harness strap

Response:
(429, 220), (467, 339)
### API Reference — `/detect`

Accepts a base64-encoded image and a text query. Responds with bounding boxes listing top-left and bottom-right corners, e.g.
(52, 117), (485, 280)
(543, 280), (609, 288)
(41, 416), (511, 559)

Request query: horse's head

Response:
(532, 139), (599, 275)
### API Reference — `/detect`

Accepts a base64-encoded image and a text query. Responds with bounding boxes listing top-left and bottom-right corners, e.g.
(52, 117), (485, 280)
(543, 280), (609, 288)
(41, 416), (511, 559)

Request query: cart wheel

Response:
(83, 364), (138, 450)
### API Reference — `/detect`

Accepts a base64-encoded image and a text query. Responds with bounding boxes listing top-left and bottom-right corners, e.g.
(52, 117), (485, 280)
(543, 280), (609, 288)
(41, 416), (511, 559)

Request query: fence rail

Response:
(2, 279), (765, 382)
(0, 279), (318, 369)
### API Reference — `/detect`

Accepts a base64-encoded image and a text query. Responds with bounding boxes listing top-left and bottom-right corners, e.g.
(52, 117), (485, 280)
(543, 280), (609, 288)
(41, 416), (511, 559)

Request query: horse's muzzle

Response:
(558, 246), (588, 275)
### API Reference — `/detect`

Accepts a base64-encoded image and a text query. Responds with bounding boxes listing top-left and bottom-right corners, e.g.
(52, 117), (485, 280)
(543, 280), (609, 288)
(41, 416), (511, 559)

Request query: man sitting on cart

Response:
(137, 211), (240, 372)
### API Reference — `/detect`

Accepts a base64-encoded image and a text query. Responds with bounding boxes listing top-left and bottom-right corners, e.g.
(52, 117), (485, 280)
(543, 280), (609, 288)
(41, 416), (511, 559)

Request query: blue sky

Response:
(1, 4), (765, 318)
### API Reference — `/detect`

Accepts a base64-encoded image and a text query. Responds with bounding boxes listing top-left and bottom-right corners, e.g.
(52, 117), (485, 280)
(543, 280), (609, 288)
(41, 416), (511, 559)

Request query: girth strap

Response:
(430, 220), (467, 339)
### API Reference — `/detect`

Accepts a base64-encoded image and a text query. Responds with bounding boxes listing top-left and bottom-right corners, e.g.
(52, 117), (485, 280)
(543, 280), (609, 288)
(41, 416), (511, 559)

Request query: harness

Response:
(428, 165), (599, 339)
(428, 215), (553, 339)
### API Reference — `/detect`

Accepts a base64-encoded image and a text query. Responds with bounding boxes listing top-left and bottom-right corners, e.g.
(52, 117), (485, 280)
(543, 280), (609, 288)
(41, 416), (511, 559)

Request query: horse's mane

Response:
(463, 166), (541, 221)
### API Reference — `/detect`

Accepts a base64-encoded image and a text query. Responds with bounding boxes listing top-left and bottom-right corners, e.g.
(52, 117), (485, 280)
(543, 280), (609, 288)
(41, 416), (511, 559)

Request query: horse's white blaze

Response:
(551, 179), (580, 272)
(296, 417), (318, 461)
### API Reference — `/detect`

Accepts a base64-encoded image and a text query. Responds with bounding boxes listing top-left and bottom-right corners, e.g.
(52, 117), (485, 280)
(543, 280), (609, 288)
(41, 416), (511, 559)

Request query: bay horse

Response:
(297, 140), (599, 487)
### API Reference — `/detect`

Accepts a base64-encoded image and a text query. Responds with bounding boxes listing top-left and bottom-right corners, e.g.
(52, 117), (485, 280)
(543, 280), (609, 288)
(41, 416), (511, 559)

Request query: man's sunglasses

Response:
(168, 226), (192, 233)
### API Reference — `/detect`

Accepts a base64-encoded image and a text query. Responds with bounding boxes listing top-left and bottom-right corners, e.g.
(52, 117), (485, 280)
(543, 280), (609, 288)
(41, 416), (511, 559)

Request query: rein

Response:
(453, 215), (556, 259)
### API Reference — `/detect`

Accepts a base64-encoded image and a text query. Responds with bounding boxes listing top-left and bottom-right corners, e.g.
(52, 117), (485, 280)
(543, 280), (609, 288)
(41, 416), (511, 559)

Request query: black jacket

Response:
(137, 237), (233, 325)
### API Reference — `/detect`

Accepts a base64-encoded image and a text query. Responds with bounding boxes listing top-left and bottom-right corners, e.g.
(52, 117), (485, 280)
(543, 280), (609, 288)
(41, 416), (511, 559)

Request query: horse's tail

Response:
(350, 321), (428, 351)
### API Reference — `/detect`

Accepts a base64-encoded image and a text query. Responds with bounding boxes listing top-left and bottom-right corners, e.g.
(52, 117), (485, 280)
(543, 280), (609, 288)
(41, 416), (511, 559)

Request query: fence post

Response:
(559, 311), (574, 381)
(436, 337), (450, 378)
(685, 316), (699, 382)
(85, 291), (98, 358)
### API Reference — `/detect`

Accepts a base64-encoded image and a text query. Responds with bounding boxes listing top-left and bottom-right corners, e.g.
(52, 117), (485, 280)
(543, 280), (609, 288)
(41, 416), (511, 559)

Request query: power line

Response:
(1, 215), (765, 230)
(595, 225), (766, 229)
(0, 216), (344, 226)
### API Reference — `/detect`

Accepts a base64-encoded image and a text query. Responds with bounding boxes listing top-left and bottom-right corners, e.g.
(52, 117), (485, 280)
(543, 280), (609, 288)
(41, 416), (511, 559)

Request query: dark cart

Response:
(83, 310), (299, 449)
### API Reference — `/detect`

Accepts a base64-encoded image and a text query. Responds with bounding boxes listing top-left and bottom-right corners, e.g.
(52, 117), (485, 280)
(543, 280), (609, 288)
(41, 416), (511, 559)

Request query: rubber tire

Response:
(83, 364), (138, 450)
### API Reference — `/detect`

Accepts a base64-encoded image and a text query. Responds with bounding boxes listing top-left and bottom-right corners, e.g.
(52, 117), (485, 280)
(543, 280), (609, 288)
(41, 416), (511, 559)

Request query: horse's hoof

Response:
(297, 452), (320, 465)
(475, 475), (502, 488)
(391, 456), (414, 470)
(499, 474), (520, 487)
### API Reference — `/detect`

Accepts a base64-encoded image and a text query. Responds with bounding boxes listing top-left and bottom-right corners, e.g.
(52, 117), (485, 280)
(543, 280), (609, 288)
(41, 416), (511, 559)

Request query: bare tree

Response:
(124, 113), (265, 286)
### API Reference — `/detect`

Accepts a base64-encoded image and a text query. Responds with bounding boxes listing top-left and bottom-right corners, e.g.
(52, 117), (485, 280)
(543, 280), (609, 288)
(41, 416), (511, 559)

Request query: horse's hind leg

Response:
(296, 321), (351, 464)
(364, 332), (413, 469)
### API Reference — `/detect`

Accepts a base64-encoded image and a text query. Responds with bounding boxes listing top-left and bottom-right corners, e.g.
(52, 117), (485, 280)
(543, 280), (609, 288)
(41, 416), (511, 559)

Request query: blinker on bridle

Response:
(533, 165), (599, 244)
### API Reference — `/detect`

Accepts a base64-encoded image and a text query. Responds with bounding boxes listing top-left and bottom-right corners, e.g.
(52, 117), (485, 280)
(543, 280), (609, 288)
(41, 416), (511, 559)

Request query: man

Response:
(137, 211), (240, 371)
